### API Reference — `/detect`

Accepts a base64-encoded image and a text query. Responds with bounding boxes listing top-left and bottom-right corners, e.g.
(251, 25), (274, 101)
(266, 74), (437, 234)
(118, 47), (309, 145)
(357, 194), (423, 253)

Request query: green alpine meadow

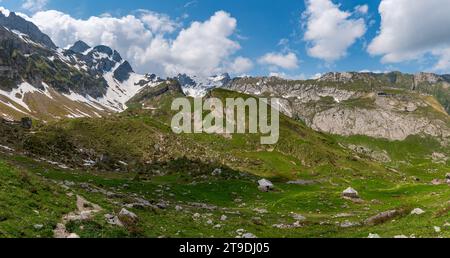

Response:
(0, 1), (449, 240)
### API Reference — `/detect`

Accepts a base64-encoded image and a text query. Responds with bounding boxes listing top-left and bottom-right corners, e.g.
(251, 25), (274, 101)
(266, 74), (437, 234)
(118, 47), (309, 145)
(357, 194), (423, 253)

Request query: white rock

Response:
(242, 233), (257, 238)
(212, 168), (222, 176)
(67, 233), (80, 238)
(220, 215), (228, 221)
(291, 213), (306, 221)
(340, 221), (360, 228)
(434, 226), (441, 233)
(368, 233), (381, 238)
(258, 179), (274, 192)
(253, 208), (268, 214)
(118, 208), (138, 224)
(410, 208), (425, 215)
(394, 235), (408, 238)
(34, 224), (44, 230)
(105, 214), (123, 227)
(342, 187), (359, 198)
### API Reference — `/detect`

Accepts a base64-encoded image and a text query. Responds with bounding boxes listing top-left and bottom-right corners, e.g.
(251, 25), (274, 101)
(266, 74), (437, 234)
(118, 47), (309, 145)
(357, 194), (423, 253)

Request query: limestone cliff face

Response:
(226, 75), (450, 141)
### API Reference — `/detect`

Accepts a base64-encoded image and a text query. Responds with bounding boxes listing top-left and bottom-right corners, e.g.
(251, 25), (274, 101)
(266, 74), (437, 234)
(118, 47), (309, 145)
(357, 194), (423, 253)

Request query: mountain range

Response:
(0, 10), (448, 142)
(0, 8), (449, 238)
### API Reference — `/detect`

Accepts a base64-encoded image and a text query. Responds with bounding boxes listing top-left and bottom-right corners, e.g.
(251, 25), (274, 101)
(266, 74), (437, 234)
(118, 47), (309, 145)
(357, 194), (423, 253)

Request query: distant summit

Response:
(175, 73), (231, 97)
(68, 40), (91, 54)
(0, 11), (57, 49)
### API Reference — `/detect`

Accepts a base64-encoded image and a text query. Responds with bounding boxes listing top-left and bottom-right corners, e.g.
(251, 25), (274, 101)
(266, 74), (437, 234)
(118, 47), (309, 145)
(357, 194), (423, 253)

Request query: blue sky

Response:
(1, 0), (449, 78)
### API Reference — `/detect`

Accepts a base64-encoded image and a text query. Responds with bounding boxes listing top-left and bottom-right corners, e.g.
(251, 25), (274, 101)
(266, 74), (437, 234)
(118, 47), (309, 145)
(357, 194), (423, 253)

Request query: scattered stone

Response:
(258, 179), (274, 192)
(236, 229), (245, 235)
(286, 180), (316, 185)
(431, 179), (444, 185)
(340, 221), (360, 228)
(253, 208), (268, 214)
(34, 224), (44, 230)
(434, 226), (441, 233)
(213, 224), (222, 229)
(273, 221), (303, 229)
(394, 235), (408, 238)
(105, 214), (123, 227)
(189, 202), (217, 211)
(334, 213), (353, 218)
(431, 152), (448, 164)
(410, 208), (425, 215)
(156, 201), (168, 209)
(67, 233), (80, 238)
(342, 187), (359, 199)
(365, 210), (402, 226)
(241, 233), (257, 238)
(118, 208), (138, 226)
(291, 213), (306, 221)
(212, 168), (222, 176)
(220, 215), (228, 221)
(54, 195), (102, 238)
(175, 205), (183, 211)
(368, 233), (381, 238)
(206, 219), (213, 225)
(251, 217), (264, 225)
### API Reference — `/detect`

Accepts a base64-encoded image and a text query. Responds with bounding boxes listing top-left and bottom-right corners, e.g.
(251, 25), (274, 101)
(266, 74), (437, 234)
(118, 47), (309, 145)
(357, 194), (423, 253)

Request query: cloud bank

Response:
(368, 0), (450, 72)
(28, 9), (252, 77)
(303, 0), (367, 62)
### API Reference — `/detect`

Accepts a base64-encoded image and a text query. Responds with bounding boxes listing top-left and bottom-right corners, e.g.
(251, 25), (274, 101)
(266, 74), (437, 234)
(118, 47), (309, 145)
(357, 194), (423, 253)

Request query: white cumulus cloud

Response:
(22, 0), (48, 12)
(27, 9), (250, 77)
(258, 52), (299, 70)
(368, 0), (450, 72)
(228, 56), (253, 74)
(302, 0), (367, 62)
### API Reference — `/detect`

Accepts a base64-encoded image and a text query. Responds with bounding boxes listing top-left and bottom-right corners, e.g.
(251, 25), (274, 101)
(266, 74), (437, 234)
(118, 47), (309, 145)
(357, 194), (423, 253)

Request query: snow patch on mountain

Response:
(0, 82), (52, 112)
(176, 73), (231, 97)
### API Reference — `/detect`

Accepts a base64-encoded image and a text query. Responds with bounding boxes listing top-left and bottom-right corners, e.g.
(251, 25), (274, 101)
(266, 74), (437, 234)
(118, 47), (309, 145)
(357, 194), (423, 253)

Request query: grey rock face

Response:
(69, 40), (91, 54)
(311, 107), (449, 141)
(226, 76), (450, 141)
(0, 12), (57, 49)
(113, 61), (134, 82)
(257, 179), (274, 192)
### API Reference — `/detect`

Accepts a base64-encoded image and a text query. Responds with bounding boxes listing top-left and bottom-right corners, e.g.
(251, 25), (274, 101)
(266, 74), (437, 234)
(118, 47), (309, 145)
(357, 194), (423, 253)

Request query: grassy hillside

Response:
(0, 88), (448, 238)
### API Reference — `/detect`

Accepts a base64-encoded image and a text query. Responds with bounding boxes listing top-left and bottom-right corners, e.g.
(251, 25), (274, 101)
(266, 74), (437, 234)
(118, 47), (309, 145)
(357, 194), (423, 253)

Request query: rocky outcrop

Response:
(68, 40), (91, 54)
(311, 107), (450, 140)
(113, 61), (134, 82)
(0, 11), (57, 49)
(226, 76), (450, 141)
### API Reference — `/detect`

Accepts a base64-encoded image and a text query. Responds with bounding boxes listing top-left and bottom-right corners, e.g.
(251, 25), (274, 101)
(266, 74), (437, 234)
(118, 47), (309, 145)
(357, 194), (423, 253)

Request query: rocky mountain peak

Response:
(68, 40), (91, 54)
(175, 73), (232, 97)
(93, 45), (113, 56)
(113, 61), (134, 82)
(0, 11), (57, 49)
(414, 72), (442, 84)
(318, 72), (355, 82)
(176, 74), (196, 87)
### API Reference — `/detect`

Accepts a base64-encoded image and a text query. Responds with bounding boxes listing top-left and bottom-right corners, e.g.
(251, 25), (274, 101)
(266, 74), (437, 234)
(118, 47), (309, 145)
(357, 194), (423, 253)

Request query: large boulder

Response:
(20, 117), (32, 129)
(118, 208), (138, 226)
(410, 208), (425, 215)
(258, 179), (274, 192)
(342, 187), (359, 199)
(365, 210), (401, 226)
